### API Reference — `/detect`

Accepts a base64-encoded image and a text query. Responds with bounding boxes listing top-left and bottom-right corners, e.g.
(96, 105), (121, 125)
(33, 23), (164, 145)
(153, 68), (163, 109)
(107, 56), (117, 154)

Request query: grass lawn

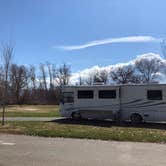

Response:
(0, 105), (60, 117)
(0, 120), (166, 143)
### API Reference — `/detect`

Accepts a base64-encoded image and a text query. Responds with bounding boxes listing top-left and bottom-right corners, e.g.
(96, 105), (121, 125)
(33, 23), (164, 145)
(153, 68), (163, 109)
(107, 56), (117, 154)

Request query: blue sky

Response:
(0, 0), (166, 72)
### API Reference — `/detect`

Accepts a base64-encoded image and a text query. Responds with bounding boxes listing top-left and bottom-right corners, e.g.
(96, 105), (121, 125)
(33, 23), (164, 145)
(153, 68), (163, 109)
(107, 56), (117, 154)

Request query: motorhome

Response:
(60, 84), (166, 123)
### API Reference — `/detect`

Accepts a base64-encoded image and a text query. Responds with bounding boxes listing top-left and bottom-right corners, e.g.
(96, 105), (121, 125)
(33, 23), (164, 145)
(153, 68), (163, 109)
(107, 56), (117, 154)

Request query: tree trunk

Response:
(2, 104), (5, 125)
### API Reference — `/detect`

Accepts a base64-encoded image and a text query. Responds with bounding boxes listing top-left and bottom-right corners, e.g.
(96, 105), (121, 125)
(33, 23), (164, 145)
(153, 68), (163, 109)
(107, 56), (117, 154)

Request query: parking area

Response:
(0, 134), (166, 166)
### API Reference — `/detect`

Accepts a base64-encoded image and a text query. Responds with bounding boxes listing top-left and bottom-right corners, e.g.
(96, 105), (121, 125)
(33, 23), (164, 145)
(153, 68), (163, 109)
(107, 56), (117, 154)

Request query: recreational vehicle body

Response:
(60, 84), (166, 123)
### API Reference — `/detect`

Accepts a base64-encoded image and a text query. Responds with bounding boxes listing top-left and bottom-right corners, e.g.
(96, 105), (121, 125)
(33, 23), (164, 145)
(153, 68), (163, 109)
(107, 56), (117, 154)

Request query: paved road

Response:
(0, 134), (166, 166)
(4, 117), (64, 121)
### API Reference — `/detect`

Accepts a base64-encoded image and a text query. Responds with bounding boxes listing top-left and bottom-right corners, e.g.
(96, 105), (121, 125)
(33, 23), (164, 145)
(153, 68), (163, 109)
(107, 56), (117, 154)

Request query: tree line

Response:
(0, 43), (71, 105)
(0, 43), (165, 105)
(77, 56), (163, 85)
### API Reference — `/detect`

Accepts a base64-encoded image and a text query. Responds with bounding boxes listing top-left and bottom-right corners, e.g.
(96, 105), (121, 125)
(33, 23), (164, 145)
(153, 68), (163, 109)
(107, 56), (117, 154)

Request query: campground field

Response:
(0, 105), (60, 117)
(1, 105), (166, 143)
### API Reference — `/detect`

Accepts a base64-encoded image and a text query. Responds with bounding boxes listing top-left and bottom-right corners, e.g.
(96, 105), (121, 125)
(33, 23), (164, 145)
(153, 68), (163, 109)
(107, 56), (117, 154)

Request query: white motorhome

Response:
(60, 84), (166, 123)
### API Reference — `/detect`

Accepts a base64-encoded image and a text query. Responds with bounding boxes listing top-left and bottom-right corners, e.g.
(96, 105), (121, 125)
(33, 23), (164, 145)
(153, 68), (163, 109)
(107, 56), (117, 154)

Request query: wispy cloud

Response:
(58, 36), (161, 50)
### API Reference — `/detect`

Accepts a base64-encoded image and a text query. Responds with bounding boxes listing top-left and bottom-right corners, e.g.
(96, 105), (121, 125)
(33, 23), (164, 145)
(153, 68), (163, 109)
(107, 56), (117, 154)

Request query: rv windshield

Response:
(62, 92), (74, 103)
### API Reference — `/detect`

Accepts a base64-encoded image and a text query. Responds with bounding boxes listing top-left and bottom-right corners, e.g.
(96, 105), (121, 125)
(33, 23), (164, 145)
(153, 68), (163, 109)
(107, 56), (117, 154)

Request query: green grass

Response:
(0, 105), (60, 117)
(1, 121), (166, 143)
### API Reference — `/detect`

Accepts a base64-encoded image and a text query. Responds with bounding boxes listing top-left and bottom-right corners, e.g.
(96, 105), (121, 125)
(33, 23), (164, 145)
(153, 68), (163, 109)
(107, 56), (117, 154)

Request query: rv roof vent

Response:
(93, 82), (105, 85)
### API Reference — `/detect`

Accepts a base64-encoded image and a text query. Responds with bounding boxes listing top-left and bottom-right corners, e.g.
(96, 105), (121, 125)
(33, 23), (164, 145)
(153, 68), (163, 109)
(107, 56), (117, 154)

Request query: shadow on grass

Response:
(51, 118), (166, 130)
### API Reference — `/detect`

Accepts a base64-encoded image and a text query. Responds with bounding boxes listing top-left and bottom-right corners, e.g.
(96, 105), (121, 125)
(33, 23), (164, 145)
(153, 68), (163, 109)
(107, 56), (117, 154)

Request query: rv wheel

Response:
(72, 112), (81, 120)
(130, 113), (143, 124)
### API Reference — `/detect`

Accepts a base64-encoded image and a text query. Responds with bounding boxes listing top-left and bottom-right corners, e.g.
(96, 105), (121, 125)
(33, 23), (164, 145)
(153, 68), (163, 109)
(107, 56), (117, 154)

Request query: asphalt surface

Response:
(0, 134), (166, 166)
(4, 117), (63, 121)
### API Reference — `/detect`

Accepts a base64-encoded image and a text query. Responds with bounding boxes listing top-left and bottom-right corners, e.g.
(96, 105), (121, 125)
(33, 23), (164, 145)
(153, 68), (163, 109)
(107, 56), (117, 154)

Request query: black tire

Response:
(71, 112), (81, 120)
(130, 113), (143, 124)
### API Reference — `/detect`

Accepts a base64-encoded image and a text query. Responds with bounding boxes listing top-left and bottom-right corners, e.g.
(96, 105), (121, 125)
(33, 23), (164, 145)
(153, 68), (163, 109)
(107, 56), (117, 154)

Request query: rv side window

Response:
(99, 90), (116, 99)
(77, 90), (94, 99)
(63, 92), (74, 103)
(147, 90), (162, 100)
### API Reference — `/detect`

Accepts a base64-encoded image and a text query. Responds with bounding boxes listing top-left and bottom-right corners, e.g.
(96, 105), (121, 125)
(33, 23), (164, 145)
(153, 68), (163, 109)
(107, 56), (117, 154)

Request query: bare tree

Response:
(135, 58), (161, 83)
(39, 63), (47, 91)
(81, 70), (108, 85)
(29, 65), (36, 90)
(99, 70), (109, 84)
(51, 64), (57, 89)
(46, 62), (54, 90)
(0, 65), (3, 86)
(85, 74), (94, 85)
(10, 64), (29, 104)
(77, 74), (84, 85)
(56, 64), (71, 86)
(93, 70), (109, 84)
(0, 66), (4, 101)
(1, 43), (14, 125)
(110, 66), (138, 84)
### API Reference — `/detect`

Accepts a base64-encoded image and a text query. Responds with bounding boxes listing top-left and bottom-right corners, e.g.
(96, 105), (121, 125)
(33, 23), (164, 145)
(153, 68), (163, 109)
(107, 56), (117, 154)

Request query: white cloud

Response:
(58, 36), (161, 50)
(70, 52), (166, 84)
